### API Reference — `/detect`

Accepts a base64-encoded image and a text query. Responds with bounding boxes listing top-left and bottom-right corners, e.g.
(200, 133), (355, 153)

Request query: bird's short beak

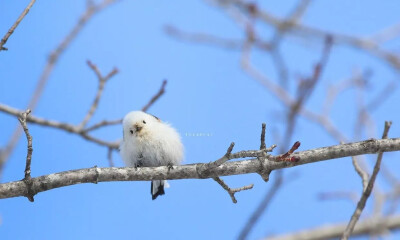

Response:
(136, 125), (142, 132)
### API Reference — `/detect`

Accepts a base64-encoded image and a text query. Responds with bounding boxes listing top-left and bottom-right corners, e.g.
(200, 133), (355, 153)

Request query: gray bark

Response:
(0, 137), (399, 200)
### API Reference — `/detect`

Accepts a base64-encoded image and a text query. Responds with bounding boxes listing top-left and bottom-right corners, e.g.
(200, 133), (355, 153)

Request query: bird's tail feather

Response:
(151, 180), (167, 200)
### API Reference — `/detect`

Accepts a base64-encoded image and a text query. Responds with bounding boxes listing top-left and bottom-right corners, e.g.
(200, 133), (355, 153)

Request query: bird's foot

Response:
(134, 160), (143, 170)
(167, 163), (174, 172)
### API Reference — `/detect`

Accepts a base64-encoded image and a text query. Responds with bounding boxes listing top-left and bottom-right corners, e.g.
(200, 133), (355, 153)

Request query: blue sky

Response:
(1, 0), (399, 239)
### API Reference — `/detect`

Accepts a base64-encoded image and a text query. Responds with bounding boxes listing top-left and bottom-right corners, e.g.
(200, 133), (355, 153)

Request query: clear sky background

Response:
(0, 0), (399, 239)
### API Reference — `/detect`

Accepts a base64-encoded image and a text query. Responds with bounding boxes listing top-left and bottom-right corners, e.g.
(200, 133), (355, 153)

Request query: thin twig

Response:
(107, 147), (114, 167)
(0, 0), (118, 173)
(381, 164), (399, 187)
(18, 110), (33, 180)
(257, 123), (274, 181)
(0, 103), (119, 149)
(207, 142), (235, 169)
(352, 156), (369, 191)
(141, 80), (168, 112)
(239, 36), (331, 237)
(353, 71), (376, 140)
(164, 25), (271, 51)
(242, 31), (328, 240)
(239, 36), (329, 238)
(84, 119), (123, 133)
(165, 25), (244, 49)
(238, 172), (283, 240)
(0, 77), (169, 148)
(344, 136), (369, 192)
(242, 37), (333, 236)
(283, 36), (333, 151)
(0, 0), (36, 51)
(367, 81), (397, 112)
(269, 141), (301, 162)
(260, 123), (266, 150)
(83, 79), (168, 133)
(318, 191), (360, 204)
(17, 109), (34, 202)
(197, 141), (277, 178)
(240, 141), (300, 239)
(322, 75), (362, 117)
(341, 121), (392, 240)
(269, 0), (312, 73)
(80, 60), (119, 128)
(213, 177), (253, 203)
(227, 0), (400, 69)
(241, 36), (347, 143)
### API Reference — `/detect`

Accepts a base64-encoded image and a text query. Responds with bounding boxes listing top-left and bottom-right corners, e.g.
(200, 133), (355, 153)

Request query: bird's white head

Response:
(122, 111), (161, 140)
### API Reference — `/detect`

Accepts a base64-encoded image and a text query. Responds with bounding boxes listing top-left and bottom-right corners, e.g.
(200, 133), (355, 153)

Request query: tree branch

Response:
(238, 172), (284, 240)
(82, 79), (168, 133)
(0, 103), (119, 149)
(265, 215), (400, 240)
(0, 77), (169, 151)
(0, 137), (399, 200)
(225, 0), (400, 70)
(17, 109), (34, 202)
(0, 0), (118, 172)
(141, 79), (167, 112)
(341, 121), (392, 239)
(351, 156), (369, 191)
(80, 60), (119, 128)
(213, 177), (254, 203)
(0, 0), (36, 51)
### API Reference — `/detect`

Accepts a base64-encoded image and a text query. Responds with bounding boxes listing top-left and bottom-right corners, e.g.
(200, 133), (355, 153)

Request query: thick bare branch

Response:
(0, 137), (399, 200)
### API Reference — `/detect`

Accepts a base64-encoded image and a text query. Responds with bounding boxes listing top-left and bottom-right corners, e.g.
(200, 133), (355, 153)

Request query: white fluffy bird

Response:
(120, 111), (184, 200)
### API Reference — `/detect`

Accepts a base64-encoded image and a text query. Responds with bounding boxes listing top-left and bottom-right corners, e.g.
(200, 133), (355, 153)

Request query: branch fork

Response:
(196, 123), (301, 203)
(213, 177), (254, 203)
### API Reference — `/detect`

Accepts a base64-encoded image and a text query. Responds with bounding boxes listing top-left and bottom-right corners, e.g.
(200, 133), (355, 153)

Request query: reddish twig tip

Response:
(274, 141), (301, 162)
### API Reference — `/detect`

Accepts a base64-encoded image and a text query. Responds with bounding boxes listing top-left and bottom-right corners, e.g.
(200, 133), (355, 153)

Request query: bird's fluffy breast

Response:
(120, 115), (183, 167)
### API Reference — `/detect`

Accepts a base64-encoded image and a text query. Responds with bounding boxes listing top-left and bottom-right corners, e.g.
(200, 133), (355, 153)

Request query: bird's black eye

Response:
(142, 120), (146, 124)
(130, 130), (134, 134)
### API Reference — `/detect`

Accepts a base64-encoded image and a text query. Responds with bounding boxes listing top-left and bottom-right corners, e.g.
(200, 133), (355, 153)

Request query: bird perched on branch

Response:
(120, 111), (184, 200)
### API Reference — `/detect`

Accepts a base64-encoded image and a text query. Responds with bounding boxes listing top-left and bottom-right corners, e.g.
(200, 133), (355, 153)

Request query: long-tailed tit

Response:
(120, 111), (184, 200)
